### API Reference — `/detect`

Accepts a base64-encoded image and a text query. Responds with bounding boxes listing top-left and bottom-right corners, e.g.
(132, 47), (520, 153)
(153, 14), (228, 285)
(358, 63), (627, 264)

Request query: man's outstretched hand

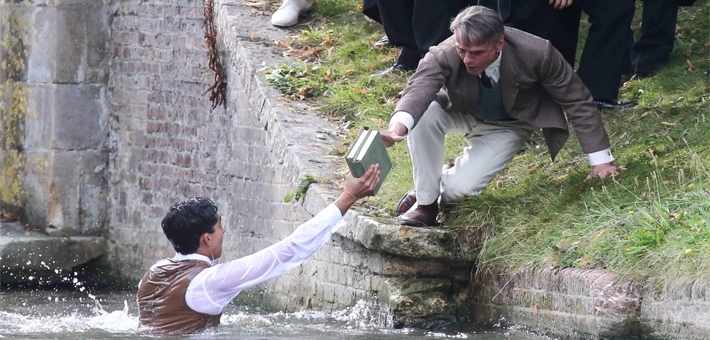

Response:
(346, 164), (380, 199)
(335, 164), (380, 215)
(587, 163), (626, 180)
(380, 122), (407, 147)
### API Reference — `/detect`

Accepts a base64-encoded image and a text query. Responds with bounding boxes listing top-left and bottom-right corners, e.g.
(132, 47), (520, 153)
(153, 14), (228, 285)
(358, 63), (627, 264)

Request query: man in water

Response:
(137, 165), (380, 334)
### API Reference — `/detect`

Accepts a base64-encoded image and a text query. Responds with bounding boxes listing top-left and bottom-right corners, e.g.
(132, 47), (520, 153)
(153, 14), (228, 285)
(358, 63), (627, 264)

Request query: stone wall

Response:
(640, 278), (710, 340)
(0, 0), (110, 236)
(469, 267), (710, 339)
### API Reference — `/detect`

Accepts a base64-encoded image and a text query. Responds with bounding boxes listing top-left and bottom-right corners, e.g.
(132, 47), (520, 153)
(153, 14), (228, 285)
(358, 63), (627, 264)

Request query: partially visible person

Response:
(371, 0), (474, 77)
(137, 165), (381, 334)
(362, 0), (393, 49)
(380, 6), (622, 227)
(570, 0), (637, 109)
(478, 0), (580, 67)
(271, 0), (315, 27)
(628, 0), (696, 80)
(483, 0), (637, 109)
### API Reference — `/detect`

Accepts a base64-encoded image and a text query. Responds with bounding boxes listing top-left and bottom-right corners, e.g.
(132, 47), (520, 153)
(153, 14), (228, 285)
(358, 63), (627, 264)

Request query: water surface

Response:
(0, 288), (554, 340)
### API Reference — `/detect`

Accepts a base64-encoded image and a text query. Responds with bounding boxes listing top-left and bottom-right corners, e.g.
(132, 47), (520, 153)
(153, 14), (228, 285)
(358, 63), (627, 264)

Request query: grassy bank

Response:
(264, 0), (710, 285)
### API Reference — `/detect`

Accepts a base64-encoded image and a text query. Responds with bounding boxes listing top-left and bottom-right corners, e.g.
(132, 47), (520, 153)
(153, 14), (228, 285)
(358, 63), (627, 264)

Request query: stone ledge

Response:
(0, 220), (106, 284)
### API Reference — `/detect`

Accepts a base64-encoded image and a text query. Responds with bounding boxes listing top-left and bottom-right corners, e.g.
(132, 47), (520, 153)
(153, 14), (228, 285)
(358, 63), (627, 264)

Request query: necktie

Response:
(480, 70), (492, 89)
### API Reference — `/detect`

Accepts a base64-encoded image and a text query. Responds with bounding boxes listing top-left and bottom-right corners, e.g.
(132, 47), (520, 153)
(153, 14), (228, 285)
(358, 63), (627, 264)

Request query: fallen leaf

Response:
(686, 59), (696, 70)
(661, 121), (677, 126)
(243, 1), (262, 7)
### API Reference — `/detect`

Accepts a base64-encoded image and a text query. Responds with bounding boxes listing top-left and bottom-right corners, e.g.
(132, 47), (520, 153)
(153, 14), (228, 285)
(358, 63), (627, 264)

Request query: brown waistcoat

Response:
(137, 259), (222, 334)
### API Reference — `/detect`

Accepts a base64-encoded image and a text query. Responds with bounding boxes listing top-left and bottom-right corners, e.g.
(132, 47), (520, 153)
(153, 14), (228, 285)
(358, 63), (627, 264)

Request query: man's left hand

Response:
(587, 163), (626, 179)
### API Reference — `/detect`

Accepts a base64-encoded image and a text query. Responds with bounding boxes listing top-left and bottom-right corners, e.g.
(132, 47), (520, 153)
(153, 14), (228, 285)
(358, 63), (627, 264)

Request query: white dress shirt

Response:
(153, 203), (345, 315)
(388, 51), (614, 166)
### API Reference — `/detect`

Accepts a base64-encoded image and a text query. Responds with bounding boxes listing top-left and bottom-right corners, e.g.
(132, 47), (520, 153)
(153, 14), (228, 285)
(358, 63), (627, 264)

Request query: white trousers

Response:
(407, 101), (539, 205)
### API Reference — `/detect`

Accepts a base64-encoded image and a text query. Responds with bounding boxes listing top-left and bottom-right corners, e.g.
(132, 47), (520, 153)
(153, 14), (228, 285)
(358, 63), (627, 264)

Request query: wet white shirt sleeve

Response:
(184, 203), (346, 315)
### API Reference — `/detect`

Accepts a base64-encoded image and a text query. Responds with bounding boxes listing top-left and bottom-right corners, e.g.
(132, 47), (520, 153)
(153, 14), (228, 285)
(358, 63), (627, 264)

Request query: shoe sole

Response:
(397, 217), (439, 227)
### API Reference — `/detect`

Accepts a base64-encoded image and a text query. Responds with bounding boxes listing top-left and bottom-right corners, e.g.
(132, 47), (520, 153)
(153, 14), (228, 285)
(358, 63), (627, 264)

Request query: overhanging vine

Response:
(202, 0), (227, 110)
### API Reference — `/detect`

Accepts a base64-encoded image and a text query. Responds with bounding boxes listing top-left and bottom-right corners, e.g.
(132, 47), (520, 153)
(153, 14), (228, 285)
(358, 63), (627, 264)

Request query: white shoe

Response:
(270, 0), (315, 27)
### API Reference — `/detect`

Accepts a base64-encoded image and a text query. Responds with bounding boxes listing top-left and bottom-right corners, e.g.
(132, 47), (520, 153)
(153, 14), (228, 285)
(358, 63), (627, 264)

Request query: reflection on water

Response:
(0, 288), (554, 340)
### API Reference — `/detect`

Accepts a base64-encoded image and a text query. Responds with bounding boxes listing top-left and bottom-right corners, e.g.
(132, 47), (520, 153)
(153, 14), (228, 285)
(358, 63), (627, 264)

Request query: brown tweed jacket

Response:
(395, 27), (611, 161)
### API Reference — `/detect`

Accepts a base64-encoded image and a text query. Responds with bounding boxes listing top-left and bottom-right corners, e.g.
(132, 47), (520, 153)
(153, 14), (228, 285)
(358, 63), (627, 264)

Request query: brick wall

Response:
(108, 0), (227, 277)
(107, 0), (350, 291)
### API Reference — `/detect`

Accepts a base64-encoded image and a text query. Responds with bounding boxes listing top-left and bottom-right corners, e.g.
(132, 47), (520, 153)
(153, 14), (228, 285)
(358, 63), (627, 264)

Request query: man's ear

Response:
(201, 233), (212, 245)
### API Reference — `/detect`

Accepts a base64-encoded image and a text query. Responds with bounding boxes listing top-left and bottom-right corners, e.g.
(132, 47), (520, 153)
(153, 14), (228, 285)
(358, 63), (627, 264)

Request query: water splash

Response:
(0, 302), (138, 335)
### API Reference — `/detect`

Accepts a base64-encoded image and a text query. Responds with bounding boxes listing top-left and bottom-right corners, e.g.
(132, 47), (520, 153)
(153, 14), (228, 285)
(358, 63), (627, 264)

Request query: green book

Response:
(344, 127), (392, 195)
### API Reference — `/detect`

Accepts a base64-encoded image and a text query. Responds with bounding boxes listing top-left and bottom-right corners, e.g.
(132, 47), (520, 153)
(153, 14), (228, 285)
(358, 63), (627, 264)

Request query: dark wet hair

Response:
(450, 6), (504, 47)
(161, 197), (218, 255)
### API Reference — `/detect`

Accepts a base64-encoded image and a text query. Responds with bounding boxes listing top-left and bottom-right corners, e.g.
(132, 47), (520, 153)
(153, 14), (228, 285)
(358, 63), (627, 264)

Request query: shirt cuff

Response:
(587, 148), (614, 166)
(389, 111), (414, 135)
(321, 203), (347, 233)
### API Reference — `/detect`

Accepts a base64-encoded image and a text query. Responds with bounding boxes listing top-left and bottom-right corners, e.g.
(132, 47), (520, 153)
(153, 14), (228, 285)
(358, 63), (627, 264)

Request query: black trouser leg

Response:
(377, 0), (419, 68)
(510, 0), (581, 67)
(363, 0), (382, 24)
(549, 4), (581, 68)
(411, 0), (471, 57)
(576, 0), (635, 100)
(631, 0), (678, 75)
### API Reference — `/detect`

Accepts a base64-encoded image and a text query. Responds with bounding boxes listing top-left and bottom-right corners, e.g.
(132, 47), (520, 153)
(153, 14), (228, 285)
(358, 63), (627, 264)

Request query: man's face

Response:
(210, 213), (225, 259)
(455, 32), (504, 76)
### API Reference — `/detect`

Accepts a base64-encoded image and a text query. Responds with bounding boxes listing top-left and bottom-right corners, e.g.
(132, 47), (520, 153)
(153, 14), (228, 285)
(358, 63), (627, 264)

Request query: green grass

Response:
(264, 0), (710, 285)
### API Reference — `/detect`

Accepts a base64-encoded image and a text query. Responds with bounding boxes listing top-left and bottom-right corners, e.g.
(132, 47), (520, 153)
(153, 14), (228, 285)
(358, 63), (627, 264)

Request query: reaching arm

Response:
(185, 165), (380, 315)
(536, 41), (624, 178)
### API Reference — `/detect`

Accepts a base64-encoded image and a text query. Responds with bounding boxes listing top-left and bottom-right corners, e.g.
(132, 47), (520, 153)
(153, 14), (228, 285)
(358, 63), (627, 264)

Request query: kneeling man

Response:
(381, 6), (622, 227)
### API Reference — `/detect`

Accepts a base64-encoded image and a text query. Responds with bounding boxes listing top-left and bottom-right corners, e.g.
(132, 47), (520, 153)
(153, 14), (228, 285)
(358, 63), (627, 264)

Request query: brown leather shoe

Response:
(395, 190), (417, 216)
(398, 202), (439, 227)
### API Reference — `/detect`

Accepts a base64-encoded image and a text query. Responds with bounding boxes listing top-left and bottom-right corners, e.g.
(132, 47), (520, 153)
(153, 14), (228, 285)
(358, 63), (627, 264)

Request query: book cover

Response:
(344, 127), (392, 195)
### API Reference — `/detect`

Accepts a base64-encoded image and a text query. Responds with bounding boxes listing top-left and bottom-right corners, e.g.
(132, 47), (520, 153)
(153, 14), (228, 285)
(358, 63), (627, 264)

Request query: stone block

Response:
(84, 5), (111, 84)
(27, 3), (109, 85)
(21, 151), (53, 229)
(27, 6), (57, 83)
(367, 254), (449, 277)
(0, 219), (105, 284)
(26, 84), (107, 150)
(54, 8), (86, 83)
(22, 150), (107, 236)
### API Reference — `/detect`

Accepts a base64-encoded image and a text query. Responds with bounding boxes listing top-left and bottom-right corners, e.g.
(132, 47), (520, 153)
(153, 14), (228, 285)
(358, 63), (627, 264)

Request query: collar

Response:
(174, 252), (213, 265)
(485, 49), (503, 82)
